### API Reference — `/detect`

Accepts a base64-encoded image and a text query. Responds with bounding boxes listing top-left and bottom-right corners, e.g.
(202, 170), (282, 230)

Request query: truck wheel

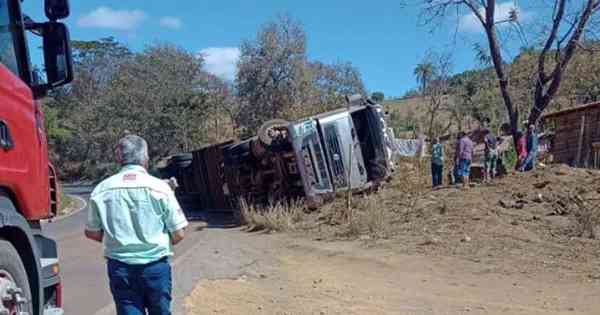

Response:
(257, 119), (289, 146)
(170, 154), (193, 169)
(0, 239), (32, 315)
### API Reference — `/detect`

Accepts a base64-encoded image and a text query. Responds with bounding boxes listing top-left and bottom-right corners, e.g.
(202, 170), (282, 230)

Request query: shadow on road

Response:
(184, 209), (241, 229)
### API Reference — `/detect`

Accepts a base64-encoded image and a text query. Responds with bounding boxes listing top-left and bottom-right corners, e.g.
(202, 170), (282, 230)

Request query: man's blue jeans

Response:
(107, 257), (172, 315)
(431, 163), (443, 187)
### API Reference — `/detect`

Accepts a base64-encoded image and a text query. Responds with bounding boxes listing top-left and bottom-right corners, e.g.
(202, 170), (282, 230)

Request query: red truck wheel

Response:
(0, 239), (32, 315)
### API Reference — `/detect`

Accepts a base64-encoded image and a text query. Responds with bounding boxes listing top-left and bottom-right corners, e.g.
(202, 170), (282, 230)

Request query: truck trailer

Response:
(162, 96), (395, 212)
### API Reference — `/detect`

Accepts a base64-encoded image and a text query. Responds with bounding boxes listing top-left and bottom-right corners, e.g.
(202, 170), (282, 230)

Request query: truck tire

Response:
(170, 154), (193, 169)
(257, 119), (289, 146)
(171, 153), (193, 162)
(0, 239), (32, 315)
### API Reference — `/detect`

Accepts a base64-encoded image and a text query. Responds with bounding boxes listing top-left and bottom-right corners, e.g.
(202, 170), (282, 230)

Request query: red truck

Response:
(0, 0), (72, 314)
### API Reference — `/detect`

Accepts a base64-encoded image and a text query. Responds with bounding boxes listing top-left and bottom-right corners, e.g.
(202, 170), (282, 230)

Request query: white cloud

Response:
(77, 7), (147, 31)
(459, 2), (528, 33)
(160, 16), (183, 30)
(199, 47), (241, 81)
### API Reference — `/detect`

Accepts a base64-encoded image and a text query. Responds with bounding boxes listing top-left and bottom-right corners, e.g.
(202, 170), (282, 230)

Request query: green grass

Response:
(58, 192), (78, 216)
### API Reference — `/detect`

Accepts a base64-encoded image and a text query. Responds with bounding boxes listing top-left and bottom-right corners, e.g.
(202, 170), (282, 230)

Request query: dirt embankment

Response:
(184, 164), (600, 315)
(300, 164), (600, 281)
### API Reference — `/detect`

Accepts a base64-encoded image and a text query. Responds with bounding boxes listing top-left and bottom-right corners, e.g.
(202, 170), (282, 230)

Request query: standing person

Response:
(515, 130), (527, 171)
(522, 124), (539, 171)
(431, 137), (444, 188)
(457, 131), (474, 189)
(85, 134), (188, 315)
(452, 133), (461, 184)
(484, 129), (498, 182)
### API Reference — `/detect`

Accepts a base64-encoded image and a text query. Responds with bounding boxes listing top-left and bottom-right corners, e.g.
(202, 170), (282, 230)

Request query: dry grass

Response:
(333, 191), (402, 240)
(239, 199), (305, 232)
(235, 156), (433, 239)
(571, 195), (600, 239)
(58, 192), (80, 216)
(319, 157), (433, 240)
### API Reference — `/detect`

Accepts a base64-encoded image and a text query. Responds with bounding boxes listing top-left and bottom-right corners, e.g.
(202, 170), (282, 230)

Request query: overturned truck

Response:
(161, 96), (396, 211)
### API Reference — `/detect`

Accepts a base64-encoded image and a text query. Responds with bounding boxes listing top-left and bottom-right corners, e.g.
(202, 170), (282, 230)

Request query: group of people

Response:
(430, 123), (538, 189)
(431, 131), (480, 189)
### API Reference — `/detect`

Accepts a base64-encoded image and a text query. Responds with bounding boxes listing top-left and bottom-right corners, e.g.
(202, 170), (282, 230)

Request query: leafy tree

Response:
(371, 91), (385, 102)
(414, 62), (436, 95)
(107, 43), (212, 156)
(236, 15), (308, 134)
(235, 15), (367, 133)
(559, 44), (600, 105)
(46, 39), (229, 179)
(301, 61), (366, 116)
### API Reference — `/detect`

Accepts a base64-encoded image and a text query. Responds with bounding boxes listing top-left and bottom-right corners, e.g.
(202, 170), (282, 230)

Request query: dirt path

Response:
(184, 235), (600, 315)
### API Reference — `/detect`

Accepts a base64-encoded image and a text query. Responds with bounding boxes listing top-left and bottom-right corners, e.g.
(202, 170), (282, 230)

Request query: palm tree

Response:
(414, 62), (436, 95)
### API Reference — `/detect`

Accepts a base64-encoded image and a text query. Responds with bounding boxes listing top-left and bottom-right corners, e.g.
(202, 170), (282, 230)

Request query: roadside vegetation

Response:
(384, 43), (600, 141)
(45, 2), (600, 182)
(42, 2), (600, 276)
(237, 157), (600, 279)
(58, 192), (80, 217)
(45, 16), (364, 181)
(239, 199), (305, 232)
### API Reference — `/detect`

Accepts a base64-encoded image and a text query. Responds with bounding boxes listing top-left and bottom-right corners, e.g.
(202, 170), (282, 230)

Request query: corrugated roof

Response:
(542, 101), (600, 119)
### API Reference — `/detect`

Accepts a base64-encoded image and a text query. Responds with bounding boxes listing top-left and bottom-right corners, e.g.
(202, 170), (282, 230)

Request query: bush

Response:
(336, 191), (393, 239)
(239, 199), (305, 232)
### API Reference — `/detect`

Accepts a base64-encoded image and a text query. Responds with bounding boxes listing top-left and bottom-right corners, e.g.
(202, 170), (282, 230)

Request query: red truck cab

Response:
(0, 0), (72, 314)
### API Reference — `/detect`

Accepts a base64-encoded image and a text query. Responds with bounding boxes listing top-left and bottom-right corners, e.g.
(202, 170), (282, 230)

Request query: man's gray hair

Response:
(117, 134), (149, 166)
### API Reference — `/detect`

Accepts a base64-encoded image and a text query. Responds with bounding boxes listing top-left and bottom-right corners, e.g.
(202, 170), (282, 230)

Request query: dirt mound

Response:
(303, 163), (600, 280)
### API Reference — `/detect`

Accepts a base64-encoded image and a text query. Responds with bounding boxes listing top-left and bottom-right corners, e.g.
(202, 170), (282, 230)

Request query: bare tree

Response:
(415, 53), (452, 140)
(421, 0), (600, 142)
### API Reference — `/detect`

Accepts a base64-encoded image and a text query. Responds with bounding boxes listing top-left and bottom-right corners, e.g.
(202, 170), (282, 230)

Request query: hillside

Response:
(294, 162), (600, 280)
(383, 95), (478, 138)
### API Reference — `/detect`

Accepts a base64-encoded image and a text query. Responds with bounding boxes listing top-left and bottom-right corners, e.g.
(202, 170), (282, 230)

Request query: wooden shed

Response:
(542, 102), (600, 168)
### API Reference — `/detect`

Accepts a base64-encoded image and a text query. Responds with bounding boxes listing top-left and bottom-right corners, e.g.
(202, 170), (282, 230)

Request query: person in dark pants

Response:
(457, 131), (474, 189)
(431, 137), (444, 188)
(521, 124), (538, 171)
(85, 135), (188, 315)
(483, 129), (498, 182)
(451, 133), (462, 184)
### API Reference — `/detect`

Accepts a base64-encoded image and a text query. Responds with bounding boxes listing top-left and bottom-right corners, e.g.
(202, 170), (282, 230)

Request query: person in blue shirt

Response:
(431, 137), (444, 188)
(521, 124), (538, 172)
(85, 134), (188, 315)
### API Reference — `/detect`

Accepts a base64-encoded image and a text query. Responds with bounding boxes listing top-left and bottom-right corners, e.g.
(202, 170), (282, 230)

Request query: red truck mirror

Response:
(45, 0), (70, 21)
(42, 22), (73, 88)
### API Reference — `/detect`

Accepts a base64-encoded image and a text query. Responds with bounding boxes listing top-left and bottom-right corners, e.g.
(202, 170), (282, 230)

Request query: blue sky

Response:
(22, 0), (533, 98)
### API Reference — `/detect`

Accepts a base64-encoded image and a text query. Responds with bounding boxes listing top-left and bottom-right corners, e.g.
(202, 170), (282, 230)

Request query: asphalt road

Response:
(42, 184), (243, 315)
(42, 184), (110, 315)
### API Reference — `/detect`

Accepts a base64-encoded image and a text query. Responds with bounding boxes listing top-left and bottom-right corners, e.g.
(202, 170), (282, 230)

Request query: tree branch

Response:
(530, 0), (599, 123)
(463, 0), (486, 26)
(538, 0), (567, 85)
